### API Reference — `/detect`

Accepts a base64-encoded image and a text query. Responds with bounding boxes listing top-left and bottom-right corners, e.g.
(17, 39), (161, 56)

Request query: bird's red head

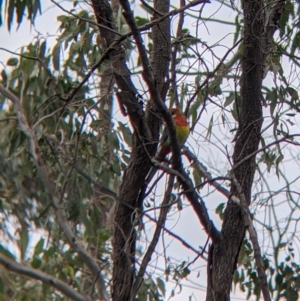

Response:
(156, 107), (189, 161)
(169, 108), (188, 128)
(169, 108), (184, 117)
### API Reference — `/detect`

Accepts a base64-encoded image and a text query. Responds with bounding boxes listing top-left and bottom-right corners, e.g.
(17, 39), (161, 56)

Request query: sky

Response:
(1, 0), (299, 301)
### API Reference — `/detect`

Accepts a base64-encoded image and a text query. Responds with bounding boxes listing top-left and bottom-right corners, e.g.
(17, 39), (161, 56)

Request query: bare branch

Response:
(131, 175), (175, 300)
(185, 39), (242, 120)
(144, 213), (206, 258)
(231, 134), (300, 173)
(176, 168), (220, 243)
(183, 147), (230, 198)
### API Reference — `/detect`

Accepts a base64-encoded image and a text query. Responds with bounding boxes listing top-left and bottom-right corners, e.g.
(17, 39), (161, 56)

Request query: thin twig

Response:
(146, 213), (208, 259)
(183, 147), (230, 198)
(185, 39), (242, 119)
(140, 0), (164, 16)
(231, 134), (300, 173)
(51, 0), (121, 36)
(131, 175), (175, 300)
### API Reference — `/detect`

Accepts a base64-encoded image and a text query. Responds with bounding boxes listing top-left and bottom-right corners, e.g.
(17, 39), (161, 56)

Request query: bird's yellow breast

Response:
(176, 125), (190, 145)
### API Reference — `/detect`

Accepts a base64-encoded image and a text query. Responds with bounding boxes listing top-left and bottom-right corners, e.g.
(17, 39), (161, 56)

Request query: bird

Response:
(156, 107), (190, 162)
(144, 107), (190, 191)
(136, 107), (190, 229)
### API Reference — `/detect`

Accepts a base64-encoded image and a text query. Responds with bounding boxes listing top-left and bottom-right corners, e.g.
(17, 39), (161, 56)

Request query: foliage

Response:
(0, 0), (300, 301)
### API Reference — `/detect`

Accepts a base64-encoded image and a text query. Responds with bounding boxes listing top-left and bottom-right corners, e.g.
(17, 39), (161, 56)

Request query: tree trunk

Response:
(206, 0), (264, 299)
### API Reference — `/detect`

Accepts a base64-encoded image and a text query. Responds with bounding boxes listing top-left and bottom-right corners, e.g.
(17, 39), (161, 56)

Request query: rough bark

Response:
(145, 0), (171, 142)
(90, 1), (170, 300)
(206, 1), (287, 300)
(90, 2), (151, 301)
(206, 0), (264, 300)
(151, 0), (171, 101)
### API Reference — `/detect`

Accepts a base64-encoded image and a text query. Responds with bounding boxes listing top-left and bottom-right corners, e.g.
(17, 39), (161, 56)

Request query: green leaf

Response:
(0, 245), (16, 260)
(39, 40), (47, 58)
(215, 203), (225, 220)
(233, 270), (239, 285)
(135, 16), (149, 26)
(275, 273), (283, 286)
(16, 0), (26, 26)
(71, 41), (82, 51)
(231, 105), (239, 121)
(1, 69), (8, 83)
(177, 196), (183, 211)
(275, 154), (284, 178)
(287, 87), (299, 101)
(285, 286), (298, 301)
(52, 43), (61, 71)
(112, 160), (121, 176)
(19, 228), (29, 260)
(192, 167), (202, 189)
(118, 122), (132, 147)
(31, 0), (42, 22)
(291, 31), (300, 56)
(63, 265), (75, 279)
(34, 238), (44, 256)
(156, 278), (165, 297)
(7, 0), (15, 31)
(224, 92), (235, 107)
(260, 136), (266, 147)
(206, 115), (214, 140)
(6, 57), (19, 66)
(278, 1), (294, 38)
(107, 131), (120, 149)
(233, 15), (241, 43)
(31, 256), (42, 269)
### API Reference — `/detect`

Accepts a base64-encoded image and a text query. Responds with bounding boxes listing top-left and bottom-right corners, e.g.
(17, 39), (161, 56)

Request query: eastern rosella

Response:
(137, 108), (190, 229)
(156, 108), (190, 161)
(145, 108), (189, 184)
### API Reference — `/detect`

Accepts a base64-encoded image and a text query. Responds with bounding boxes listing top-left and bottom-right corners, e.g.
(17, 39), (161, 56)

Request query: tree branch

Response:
(51, 0), (121, 36)
(231, 134), (300, 173)
(130, 175), (175, 300)
(120, 0), (211, 171)
(185, 38), (242, 120)
(119, 0), (182, 168)
(0, 84), (109, 301)
(0, 254), (90, 301)
(144, 213), (206, 258)
(230, 174), (271, 301)
(183, 147), (230, 198)
(118, 0), (219, 243)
